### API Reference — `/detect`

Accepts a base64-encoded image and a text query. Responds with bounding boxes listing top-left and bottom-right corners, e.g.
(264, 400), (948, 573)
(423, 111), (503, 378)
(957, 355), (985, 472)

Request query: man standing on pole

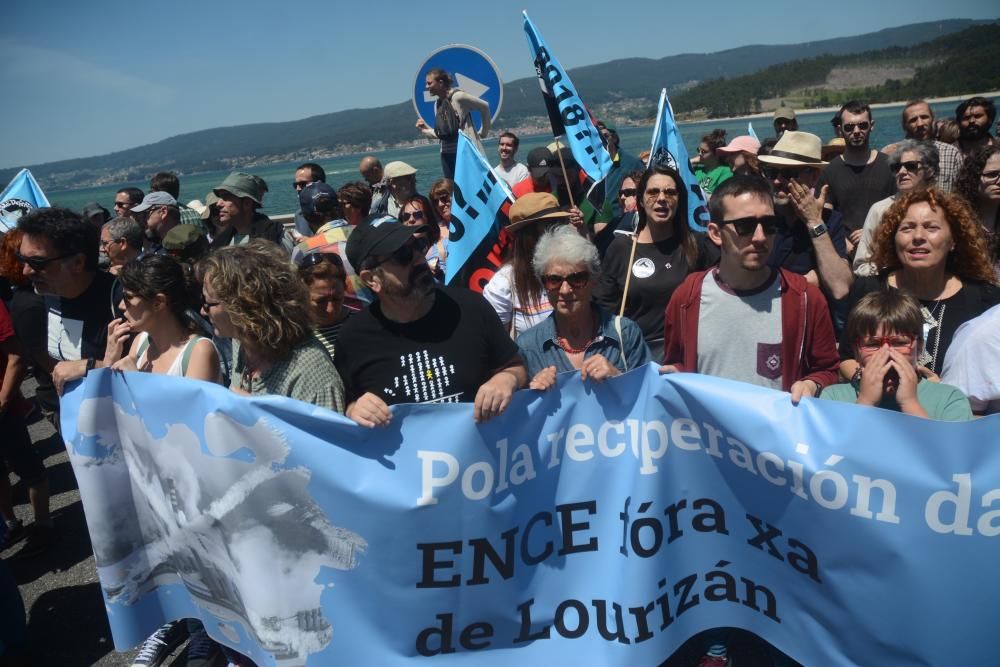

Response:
(415, 68), (490, 179)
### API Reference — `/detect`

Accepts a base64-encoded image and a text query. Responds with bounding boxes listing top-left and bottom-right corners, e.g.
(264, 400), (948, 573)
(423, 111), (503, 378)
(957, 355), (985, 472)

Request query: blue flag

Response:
(522, 11), (611, 183)
(446, 133), (513, 291)
(0, 168), (50, 231)
(649, 88), (709, 231)
(748, 121), (759, 141)
(60, 366), (1000, 666)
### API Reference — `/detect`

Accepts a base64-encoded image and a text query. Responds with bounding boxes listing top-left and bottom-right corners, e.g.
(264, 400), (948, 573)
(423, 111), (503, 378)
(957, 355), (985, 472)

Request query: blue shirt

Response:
(516, 306), (653, 377)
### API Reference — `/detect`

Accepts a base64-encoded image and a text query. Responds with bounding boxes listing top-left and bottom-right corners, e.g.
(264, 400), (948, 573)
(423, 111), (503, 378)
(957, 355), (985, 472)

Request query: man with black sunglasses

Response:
(335, 219), (527, 427)
(17, 207), (117, 403)
(663, 175), (839, 406)
(817, 101), (895, 253)
(758, 131), (853, 302)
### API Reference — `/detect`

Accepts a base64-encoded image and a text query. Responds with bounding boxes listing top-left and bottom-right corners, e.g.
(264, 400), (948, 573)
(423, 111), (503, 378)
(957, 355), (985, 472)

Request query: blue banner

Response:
(0, 168), (51, 231)
(747, 121), (759, 141)
(446, 133), (513, 289)
(649, 89), (709, 231)
(522, 12), (612, 183)
(62, 365), (999, 666)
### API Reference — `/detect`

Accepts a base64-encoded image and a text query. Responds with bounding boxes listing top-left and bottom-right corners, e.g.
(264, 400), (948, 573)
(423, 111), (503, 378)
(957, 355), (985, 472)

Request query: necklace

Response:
(918, 300), (947, 372)
(555, 319), (598, 354)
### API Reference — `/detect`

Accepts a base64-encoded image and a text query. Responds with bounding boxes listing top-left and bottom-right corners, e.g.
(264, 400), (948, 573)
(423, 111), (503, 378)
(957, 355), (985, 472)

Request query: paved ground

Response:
(3, 379), (196, 666)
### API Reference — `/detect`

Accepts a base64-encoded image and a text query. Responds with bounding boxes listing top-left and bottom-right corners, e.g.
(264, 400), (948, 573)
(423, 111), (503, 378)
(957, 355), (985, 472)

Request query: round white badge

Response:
(631, 257), (655, 279)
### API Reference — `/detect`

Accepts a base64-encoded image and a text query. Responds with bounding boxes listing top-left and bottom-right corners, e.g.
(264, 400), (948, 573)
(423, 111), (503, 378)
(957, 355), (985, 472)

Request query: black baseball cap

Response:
(345, 218), (417, 269)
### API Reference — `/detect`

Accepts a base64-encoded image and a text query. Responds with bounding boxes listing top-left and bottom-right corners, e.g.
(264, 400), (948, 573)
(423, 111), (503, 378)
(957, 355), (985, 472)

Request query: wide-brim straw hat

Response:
(757, 131), (827, 167)
(507, 192), (570, 232)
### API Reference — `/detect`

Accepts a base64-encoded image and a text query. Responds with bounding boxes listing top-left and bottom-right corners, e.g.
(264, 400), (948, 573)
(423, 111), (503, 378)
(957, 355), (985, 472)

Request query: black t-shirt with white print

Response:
(45, 270), (116, 363)
(335, 286), (520, 406)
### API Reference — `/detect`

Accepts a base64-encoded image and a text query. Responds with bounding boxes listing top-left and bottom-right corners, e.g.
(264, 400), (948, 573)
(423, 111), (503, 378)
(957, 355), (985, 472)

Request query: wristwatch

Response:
(85, 357), (96, 372)
(807, 222), (828, 239)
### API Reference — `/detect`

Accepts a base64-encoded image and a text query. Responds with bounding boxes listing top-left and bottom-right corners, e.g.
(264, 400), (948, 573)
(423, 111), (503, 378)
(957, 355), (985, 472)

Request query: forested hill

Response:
(670, 23), (1000, 117)
(4, 18), (995, 190)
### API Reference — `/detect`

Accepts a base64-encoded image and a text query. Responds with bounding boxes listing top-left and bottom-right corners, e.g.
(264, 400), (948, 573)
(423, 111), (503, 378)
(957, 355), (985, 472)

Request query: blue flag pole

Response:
(522, 11), (611, 183)
(648, 88), (709, 231)
(0, 168), (51, 231)
(748, 121), (759, 141)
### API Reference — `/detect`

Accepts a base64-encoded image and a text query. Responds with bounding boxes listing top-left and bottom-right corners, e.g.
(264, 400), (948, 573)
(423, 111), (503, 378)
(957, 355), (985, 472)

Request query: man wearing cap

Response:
(662, 175), (839, 403)
(162, 225), (209, 263)
(130, 191), (180, 255)
(383, 161), (420, 219)
(149, 172), (207, 233)
(511, 147), (556, 199)
(758, 131), (853, 301)
(882, 100), (962, 193)
(209, 172), (285, 250)
(816, 101), (895, 254)
(416, 68), (491, 179)
(335, 219), (527, 427)
(495, 132), (529, 188)
(772, 106), (798, 139)
(81, 203), (110, 227)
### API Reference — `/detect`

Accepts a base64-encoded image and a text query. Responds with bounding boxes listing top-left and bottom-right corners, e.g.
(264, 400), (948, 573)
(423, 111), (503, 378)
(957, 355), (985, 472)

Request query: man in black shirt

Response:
(335, 219), (527, 426)
(817, 101), (895, 255)
(18, 207), (116, 397)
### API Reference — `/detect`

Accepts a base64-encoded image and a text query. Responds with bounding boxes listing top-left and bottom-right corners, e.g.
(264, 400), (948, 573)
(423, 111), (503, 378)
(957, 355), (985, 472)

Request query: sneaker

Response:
(1, 521), (25, 550)
(17, 523), (56, 557)
(186, 627), (221, 667)
(131, 621), (189, 667)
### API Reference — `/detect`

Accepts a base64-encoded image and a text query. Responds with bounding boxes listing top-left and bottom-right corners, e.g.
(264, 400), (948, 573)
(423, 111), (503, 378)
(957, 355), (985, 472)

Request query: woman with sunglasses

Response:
(595, 164), (719, 351)
(400, 194), (447, 280)
(593, 170), (643, 258)
(518, 225), (651, 389)
(838, 189), (1000, 383)
(822, 289), (971, 420)
(854, 140), (939, 276)
(295, 250), (350, 361)
(955, 145), (1000, 271)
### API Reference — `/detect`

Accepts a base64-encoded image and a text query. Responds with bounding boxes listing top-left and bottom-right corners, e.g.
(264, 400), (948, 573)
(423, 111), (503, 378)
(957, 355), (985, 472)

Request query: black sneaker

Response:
(131, 621), (189, 667)
(1, 521), (26, 550)
(16, 523), (56, 557)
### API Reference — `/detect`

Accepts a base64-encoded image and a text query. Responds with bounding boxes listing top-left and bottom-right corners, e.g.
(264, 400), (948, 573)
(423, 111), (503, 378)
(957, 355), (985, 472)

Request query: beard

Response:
(960, 122), (988, 141)
(380, 263), (435, 299)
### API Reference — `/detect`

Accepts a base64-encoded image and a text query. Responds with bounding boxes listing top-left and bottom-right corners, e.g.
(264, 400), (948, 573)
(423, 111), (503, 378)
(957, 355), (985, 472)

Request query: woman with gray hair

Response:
(516, 225), (652, 390)
(854, 140), (940, 276)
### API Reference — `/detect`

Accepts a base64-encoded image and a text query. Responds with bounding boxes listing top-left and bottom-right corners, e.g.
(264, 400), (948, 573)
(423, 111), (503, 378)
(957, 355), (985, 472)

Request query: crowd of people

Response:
(1, 91), (998, 666)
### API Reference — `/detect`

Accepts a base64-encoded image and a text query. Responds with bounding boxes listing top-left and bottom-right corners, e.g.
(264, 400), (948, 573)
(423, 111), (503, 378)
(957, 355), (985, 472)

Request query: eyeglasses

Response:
(99, 238), (121, 249)
(644, 187), (679, 200)
(761, 165), (808, 181)
(890, 161), (923, 174)
(618, 188), (637, 199)
(15, 251), (72, 271)
(717, 215), (785, 236)
(399, 210), (425, 223)
(203, 300), (221, 309)
(541, 271), (591, 290)
(374, 239), (427, 268)
(842, 121), (871, 133)
(294, 180), (314, 191)
(294, 251), (345, 271)
(856, 334), (916, 352)
(981, 170), (1000, 183)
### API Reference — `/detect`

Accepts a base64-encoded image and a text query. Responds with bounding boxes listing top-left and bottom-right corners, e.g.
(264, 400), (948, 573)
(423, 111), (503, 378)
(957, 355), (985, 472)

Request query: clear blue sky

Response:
(1, 0), (996, 168)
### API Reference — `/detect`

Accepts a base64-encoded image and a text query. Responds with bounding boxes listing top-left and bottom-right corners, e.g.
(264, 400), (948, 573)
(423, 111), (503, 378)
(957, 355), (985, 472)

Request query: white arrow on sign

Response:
(422, 73), (490, 103)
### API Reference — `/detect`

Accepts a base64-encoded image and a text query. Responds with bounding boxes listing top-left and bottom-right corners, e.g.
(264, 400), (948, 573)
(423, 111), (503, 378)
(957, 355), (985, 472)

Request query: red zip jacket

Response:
(662, 268), (840, 392)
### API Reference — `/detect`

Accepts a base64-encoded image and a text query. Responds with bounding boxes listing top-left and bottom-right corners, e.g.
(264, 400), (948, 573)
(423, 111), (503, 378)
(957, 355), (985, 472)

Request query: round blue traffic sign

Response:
(413, 44), (503, 133)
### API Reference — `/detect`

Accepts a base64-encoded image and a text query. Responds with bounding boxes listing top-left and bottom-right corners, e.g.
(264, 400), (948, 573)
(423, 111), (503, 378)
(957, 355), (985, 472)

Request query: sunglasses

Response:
(842, 121), (871, 133)
(399, 210), (425, 223)
(761, 165), (809, 181)
(541, 271), (591, 290)
(15, 251), (72, 271)
(618, 188), (637, 199)
(295, 251), (345, 271)
(856, 334), (916, 353)
(644, 187), (679, 200)
(717, 215), (785, 236)
(890, 161), (923, 174)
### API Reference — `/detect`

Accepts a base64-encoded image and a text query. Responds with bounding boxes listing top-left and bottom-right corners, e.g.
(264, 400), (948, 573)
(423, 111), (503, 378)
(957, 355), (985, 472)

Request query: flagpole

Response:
(551, 138), (576, 208)
(618, 232), (639, 319)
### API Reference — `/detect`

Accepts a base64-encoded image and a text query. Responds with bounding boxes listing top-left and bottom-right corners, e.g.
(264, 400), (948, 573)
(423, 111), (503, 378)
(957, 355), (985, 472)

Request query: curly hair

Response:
(18, 207), (100, 270)
(954, 145), (1000, 209)
(0, 230), (30, 287)
(870, 189), (996, 284)
(197, 240), (314, 362)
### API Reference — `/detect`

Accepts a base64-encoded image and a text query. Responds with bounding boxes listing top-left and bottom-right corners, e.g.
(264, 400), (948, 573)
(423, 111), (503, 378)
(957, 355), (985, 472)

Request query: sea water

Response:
(44, 99), (990, 217)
